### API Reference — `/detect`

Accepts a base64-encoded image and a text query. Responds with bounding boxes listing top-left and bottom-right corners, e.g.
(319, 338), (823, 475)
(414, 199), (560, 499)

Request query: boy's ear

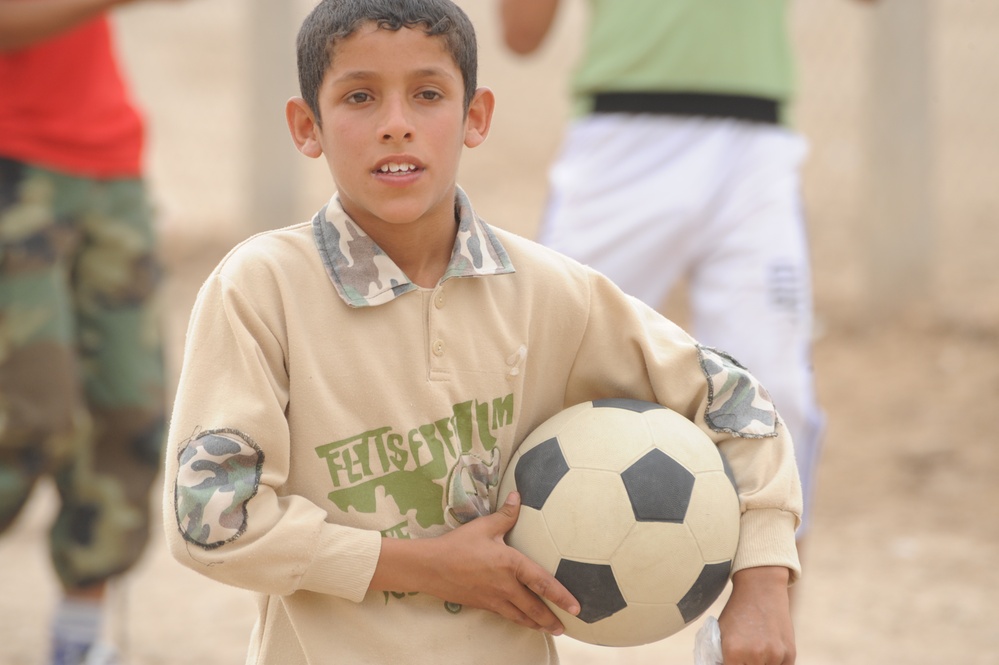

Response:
(286, 97), (324, 158)
(464, 87), (496, 149)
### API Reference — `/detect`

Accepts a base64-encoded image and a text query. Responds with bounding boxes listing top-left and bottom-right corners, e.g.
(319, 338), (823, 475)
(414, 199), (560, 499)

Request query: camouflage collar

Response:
(311, 188), (515, 308)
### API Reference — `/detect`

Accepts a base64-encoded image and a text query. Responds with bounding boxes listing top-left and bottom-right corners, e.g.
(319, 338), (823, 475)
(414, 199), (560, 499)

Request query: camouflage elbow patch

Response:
(697, 345), (779, 438)
(175, 428), (264, 549)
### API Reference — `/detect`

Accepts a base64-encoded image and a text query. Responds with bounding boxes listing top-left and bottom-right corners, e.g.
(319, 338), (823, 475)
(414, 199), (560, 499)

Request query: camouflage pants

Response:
(0, 158), (165, 590)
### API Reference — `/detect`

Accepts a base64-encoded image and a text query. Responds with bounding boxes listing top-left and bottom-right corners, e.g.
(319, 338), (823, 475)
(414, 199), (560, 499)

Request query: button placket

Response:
(429, 287), (446, 363)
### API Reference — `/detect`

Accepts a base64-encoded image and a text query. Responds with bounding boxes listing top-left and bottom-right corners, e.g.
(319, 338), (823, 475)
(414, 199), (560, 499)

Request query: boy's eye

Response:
(347, 91), (371, 104)
(417, 90), (442, 101)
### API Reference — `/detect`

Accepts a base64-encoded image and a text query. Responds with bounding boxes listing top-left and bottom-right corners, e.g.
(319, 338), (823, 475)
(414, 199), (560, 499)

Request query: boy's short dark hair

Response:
(297, 0), (478, 124)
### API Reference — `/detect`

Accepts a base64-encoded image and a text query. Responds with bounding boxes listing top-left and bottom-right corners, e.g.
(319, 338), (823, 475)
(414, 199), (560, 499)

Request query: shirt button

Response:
(432, 339), (445, 357)
(434, 291), (445, 309)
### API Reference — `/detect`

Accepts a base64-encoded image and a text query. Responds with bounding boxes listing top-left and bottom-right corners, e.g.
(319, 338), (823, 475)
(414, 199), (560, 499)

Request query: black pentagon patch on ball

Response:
(555, 559), (627, 624)
(621, 449), (695, 522)
(592, 398), (665, 413)
(678, 560), (732, 623)
(515, 437), (570, 510)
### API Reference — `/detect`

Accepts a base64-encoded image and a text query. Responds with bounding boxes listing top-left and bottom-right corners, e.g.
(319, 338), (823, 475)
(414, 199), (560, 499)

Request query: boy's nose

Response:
(379, 97), (415, 142)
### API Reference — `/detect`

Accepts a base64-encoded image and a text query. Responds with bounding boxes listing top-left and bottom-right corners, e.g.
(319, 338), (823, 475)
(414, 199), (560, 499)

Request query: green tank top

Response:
(571, 0), (795, 123)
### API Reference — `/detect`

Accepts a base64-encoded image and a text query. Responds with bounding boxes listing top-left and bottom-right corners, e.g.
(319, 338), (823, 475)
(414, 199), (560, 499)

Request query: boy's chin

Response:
(345, 200), (443, 229)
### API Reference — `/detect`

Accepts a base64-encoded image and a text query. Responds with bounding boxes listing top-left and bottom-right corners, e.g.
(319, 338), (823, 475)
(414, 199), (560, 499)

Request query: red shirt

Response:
(0, 15), (144, 178)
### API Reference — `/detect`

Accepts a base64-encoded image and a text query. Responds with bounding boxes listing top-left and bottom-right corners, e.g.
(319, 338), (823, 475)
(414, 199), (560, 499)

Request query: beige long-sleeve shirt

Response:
(163, 190), (801, 665)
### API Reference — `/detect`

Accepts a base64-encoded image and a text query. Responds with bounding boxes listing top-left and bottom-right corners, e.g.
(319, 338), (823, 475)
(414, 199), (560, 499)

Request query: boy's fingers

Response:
(490, 491), (580, 631)
(496, 491), (521, 517)
(507, 588), (566, 635)
(498, 600), (552, 633)
(519, 559), (580, 617)
(488, 491), (521, 534)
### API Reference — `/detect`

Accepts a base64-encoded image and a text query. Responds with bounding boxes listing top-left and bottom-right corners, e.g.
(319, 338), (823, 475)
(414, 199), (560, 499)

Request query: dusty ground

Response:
(1, 1), (997, 664)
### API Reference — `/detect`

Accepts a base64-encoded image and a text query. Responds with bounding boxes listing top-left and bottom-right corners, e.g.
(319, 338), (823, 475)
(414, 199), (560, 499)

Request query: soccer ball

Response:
(499, 398), (740, 647)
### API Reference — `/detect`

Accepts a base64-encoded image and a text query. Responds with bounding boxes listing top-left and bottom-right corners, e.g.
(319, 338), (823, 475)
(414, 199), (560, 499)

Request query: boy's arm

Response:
(498, 0), (560, 55)
(567, 273), (803, 573)
(719, 567), (795, 664)
(564, 270), (801, 658)
(371, 491), (580, 635)
(165, 270), (382, 601)
(0, 0), (175, 51)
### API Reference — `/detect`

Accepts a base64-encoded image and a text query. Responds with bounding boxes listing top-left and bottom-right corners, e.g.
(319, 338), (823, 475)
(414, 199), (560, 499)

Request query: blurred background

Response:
(1, 1), (996, 663)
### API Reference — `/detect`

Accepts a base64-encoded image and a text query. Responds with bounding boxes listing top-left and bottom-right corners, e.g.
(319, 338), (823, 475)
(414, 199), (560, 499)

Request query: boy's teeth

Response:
(380, 162), (415, 173)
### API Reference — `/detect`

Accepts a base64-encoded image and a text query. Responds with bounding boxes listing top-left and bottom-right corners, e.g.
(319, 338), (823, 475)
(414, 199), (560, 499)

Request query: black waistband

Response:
(592, 92), (780, 124)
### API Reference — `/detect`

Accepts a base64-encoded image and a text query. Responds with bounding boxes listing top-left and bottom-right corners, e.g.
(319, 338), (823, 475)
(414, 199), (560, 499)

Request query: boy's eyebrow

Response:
(411, 66), (459, 82)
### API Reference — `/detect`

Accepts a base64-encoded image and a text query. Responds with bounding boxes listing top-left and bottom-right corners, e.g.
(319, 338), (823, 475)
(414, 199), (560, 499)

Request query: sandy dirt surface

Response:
(1, 1), (997, 664)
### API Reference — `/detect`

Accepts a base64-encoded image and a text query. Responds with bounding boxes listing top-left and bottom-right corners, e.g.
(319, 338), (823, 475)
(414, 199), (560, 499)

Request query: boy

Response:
(163, 1), (801, 663)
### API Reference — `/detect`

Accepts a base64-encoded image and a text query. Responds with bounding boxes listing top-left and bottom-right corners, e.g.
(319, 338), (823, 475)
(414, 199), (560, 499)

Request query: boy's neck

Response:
(357, 211), (458, 289)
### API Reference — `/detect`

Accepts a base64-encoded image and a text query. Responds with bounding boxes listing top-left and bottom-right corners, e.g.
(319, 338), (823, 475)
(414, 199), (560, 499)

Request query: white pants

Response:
(540, 114), (823, 534)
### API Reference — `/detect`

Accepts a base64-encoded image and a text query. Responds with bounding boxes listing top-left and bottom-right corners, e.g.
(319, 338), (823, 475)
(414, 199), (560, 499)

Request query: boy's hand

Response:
(371, 491), (580, 634)
(717, 566), (796, 664)
(432, 491), (580, 634)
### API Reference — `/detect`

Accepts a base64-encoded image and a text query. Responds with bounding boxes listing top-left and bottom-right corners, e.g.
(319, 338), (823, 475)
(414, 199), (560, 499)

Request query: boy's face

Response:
(287, 23), (493, 236)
